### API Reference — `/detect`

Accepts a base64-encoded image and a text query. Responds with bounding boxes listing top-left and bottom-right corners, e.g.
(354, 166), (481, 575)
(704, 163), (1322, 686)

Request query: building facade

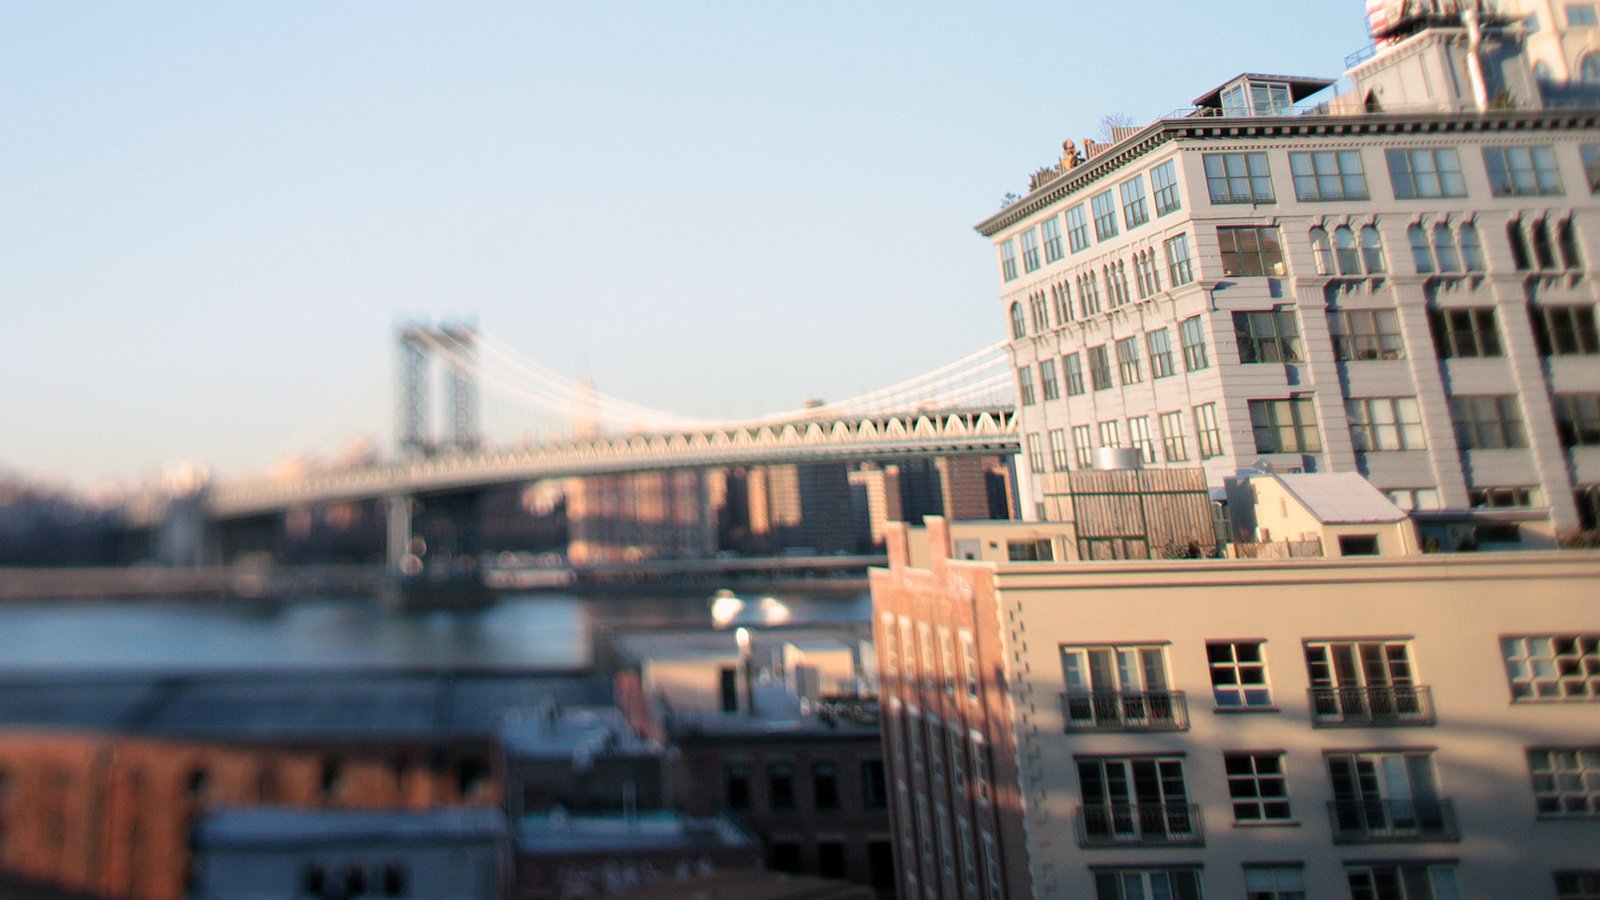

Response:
(979, 1), (1600, 540)
(872, 511), (1600, 900)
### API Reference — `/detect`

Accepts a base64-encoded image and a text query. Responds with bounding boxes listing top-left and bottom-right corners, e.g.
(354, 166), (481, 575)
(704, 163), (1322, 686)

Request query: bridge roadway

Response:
(208, 406), (1019, 519)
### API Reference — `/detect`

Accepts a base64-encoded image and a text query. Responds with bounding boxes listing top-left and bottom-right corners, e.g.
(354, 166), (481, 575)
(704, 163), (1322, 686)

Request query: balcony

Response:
(1327, 799), (1459, 844)
(1308, 685), (1435, 727)
(1060, 690), (1189, 732)
(1076, 803), (1204, 847)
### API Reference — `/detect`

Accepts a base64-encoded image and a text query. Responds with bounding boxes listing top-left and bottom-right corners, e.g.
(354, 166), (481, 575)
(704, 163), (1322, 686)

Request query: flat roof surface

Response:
(515, 811), (755, 854)
(196, 807), (505, 848)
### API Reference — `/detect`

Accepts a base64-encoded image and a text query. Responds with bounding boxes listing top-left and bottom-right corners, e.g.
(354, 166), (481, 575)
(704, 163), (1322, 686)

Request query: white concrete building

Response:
(979, 0), (1600, 544)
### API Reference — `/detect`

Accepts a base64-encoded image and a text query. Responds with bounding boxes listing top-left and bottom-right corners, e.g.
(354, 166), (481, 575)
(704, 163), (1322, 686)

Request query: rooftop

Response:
(195, 806), (505, 849)
(1273, 472), (1411, 525)
(514, 810), (755, 855)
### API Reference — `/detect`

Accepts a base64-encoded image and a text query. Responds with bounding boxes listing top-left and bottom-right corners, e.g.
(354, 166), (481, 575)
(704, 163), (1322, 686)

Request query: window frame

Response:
(1289, 149), (1369, 201)
(1204, 151), (1275, 204)
(1330, 308), (1404, 361)
(1218, 225), (1286, 277)
(1120, 175), (1150, 229)
(1483, 145), (1563, 197)
(1150, 160), (1181, 216)
(1386, 147), (1467, 199)
(1249, 398), (1321, 454)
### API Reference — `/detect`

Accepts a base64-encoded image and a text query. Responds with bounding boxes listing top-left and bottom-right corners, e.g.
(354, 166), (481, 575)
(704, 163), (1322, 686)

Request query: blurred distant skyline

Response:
(1, 2), (1370, 488)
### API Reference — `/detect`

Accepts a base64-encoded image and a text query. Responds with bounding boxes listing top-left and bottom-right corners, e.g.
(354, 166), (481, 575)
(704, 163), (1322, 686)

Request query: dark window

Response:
(1093, 868), (1203, 900)
(1088, 345), (1113, 391)
(719, 666), (739, 713)
(1531, 306), (1600, 356)
(344, 864), (369, 897)
(769, 842), (802, 873)
(303, 864), (327, 896)
(1339, 535), (1381, 555)
(725, 763), (751, 810)
(812, 761), (839, 809)
(867, 840), (896, 889)
(1225, 752), (1293, 821)
(1233, 310), (1303, 363)
(818, 841), (847, 879)
(1450, 395), (1527, 449)
(1555, 394), (1600, 448)
(769, 762), (795, 810)
(319, 760), (343, 801)
(1330, 309), (1404, 361)
(1428, 308), (1502, 358)
(861, 760), (887, 809)
(1250, 398), (1321, 453)
(382, 863), (407, 897)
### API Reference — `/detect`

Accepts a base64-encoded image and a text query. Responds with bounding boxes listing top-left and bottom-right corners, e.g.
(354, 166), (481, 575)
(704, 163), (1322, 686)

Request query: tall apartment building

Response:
(979, 0), (1600, 542)
(870, 476), (1600, 900)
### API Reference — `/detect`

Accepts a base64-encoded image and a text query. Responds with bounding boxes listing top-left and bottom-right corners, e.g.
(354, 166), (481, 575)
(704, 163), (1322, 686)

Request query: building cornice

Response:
(973, 108), (1600, 238)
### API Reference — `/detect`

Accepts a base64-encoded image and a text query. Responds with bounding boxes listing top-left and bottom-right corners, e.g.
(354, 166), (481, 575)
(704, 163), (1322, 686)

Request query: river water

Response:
(0, 588), (872, 673)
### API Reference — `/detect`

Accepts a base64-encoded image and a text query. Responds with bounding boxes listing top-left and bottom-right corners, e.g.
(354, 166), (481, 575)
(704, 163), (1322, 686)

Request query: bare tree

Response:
(1098, 112), (1138, 144)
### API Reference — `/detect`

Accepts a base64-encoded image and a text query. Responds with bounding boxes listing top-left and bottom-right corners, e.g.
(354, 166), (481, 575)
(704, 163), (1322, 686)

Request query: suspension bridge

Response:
(206, 324), (1021, 519)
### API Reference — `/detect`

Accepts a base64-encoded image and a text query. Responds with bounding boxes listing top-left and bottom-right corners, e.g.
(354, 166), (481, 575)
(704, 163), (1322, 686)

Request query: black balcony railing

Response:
(1327, 798), (1458, 843)
(1077, 802), (1204, 847)
(1308, 685), (1435, 726)
(1060, 690), (1189, 731)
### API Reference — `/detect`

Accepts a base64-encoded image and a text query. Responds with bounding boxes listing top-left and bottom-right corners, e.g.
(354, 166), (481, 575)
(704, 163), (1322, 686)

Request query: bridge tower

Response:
(395, 320), (480, 457)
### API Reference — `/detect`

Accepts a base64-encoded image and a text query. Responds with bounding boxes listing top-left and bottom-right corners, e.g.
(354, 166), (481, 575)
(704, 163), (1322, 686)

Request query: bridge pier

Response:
(384, 494), (415, 574)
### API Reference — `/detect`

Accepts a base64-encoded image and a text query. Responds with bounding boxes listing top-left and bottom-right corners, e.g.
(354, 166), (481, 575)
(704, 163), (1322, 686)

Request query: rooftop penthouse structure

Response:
(979, 0), (1600, 547)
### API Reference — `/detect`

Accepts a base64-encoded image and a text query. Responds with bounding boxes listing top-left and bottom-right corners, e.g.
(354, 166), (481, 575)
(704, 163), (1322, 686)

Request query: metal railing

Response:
(1308, 685), (1435, 727)
(1060, 690), (1189, 731)
(1077, 803), (1204, 847)
(1328, 799), (1459, 843)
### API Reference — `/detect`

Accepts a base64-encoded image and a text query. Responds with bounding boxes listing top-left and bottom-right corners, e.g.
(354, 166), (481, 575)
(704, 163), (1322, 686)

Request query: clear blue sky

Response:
(1, 2), (1370, 487)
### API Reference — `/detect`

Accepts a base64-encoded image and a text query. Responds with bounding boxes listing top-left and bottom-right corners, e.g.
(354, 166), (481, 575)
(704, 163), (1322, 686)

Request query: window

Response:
(1134, 249), (1162, 298)
(1306, 640), (1429, 725)
(1041, 216), (1064, 262)
(1151, 160), (1181, 215)
(1386, 148), (1467, 199)
(1065, 204), (1091, 252)
(725, 763), (751, 810)
(1450, 395), (1526, 449)
(1529, 748), (1600, 817)
(1098, 420), (1122, 448)
(1361, 224), (1388, 272)
(1008, 302), (1025, 339)
(1028, 291), (1048, 332)
(1431, 224), (1461, 272)
(1077, 757), (1196, 843)
(1571, 2), (1599, 26)
(1250, 398), (1320, 453)
(1049, 428), (1071, 470)
(1458, 222), (1485, 270)
(1233, 310), (1302, 363)
(1093, 869), (1203, 900)
(1585, 144), (1600, 192)
(1078, 272), (1102, 316)
(1225, 752), (1292, 822)
(1026, 433), (1046, 471)
(860, 759), (887, 808)
(1128, 416), (1155, 464)
(1061, 645), (1182, 731)
(1328, 752), (1452, 841)
(1311, 227), (1333, 274)
(1556, 394), (1600, 447)
(1073, 424), (1094, 468)
(1244, 866), (1306, 900)
(1218, 226), (1286, 276)
(1221, 79), (1293, 116)
(1387, 488), (1442, 512)
(1107, 260), (1131, 307)
(1092, 190), (1119, 241)
(1089, 345), (1113, 390)
(1020, 228), (1041, 273)
(1532, 305), (1600, 355)
(1471, 485), (1540, 508)
(1017, 366), (1036, 406)
(1483, 145), (1562, 196)
(1159, 411), (1189, 462)
(1164, 232), (1194, 285)
(1120, 175), (1149, 229)
(768, 762), (795, 809)
(1290, 150), (1368, 201)
(999, 240), (1018, 280)
(1040, 358), (1061, 401)
(1557, 871), (1600, 900)
(1204, 152), (1275, 203)
(1207, 641), (1272, 709)
(1179, 315), (1209, 370)
(1334, 225), (1362, 275)
(1147, 329), (1175, 378)
(1560, 218), (1585, 268)
(1502, 635), (1600, 701)
(1330, 309), (1404, 360)
(1346, 863), (1460, 900)
(1428, 307), (1502, 358)
(1116, 336), (1143, 384)
(1347, 397), (1425, 451)
(1194, 403), (1224, 458)
(1051, 281), (1073, 325)
(1065, 353), (1086, 395)
(812, 761), (839, 809)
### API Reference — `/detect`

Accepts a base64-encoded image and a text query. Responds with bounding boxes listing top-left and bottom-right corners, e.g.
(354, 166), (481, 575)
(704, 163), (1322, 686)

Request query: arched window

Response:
(186, 768), (211, 803)
(1531, 219), (1557, 270)
(1558, 218), (1583, 270)
(1309, 227), (1333, 275)
(320, 759), (343, 803)
(1581, 53), (1600, 82)
(1507, 220), (1532, 271)
(1360, 225), (1386, 274)
(1009, 302), (1025, 339)
(1334, 226), (1362, 275)
(1433, 224), (1461, 273)
(1408, 224), (1434, 274)
(1458, 222), (1485, 272)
